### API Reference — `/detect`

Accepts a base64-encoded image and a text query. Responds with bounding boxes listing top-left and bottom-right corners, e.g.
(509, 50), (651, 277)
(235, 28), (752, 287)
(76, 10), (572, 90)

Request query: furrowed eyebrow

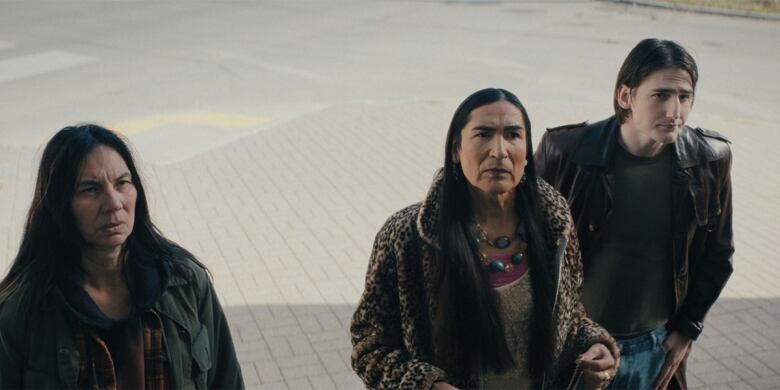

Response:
(472, 125), (524, 132)
(116, 172), (132, 181)
(472, 125), (496, 132)
(652, 88), (694, 94)
(76, 179), (99, 188)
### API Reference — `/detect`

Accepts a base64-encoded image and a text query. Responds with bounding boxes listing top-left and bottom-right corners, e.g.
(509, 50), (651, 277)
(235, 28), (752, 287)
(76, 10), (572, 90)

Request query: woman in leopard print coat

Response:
(351, 88), (619, 389)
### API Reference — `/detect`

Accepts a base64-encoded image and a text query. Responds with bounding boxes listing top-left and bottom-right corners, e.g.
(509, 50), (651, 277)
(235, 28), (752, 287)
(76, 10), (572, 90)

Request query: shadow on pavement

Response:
(223, 303), (361, 389)
(222, 298), (780, 389)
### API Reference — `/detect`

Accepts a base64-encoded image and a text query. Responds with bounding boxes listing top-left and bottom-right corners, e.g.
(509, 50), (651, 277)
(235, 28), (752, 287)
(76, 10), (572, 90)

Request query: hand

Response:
(431, 381), (459, 390)
(654, 331), (692, 390)
(577, 343), (617, 389)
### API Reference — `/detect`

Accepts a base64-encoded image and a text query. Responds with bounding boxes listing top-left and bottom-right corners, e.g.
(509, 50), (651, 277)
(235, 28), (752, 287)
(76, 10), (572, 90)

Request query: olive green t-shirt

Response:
(581, 143), (674, 336)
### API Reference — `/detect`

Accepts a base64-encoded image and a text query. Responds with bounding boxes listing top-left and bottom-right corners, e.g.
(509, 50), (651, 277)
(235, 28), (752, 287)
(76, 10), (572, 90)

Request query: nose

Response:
(102, 188), (123, 212)
(490, 135), (508, 160)
(668, 96), (682, 119)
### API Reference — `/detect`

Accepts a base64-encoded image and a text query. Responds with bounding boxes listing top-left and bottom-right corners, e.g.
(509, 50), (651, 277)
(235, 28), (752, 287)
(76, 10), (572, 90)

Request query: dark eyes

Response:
(475, 131), (522, 139)
(79, 186), (98, 194)
(77, 179), (132, 195)
(653, 93), (692, 102)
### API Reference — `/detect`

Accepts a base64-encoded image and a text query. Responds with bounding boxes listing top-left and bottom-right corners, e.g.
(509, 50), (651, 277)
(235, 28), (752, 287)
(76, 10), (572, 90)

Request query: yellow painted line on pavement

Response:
(110, 112), (273, 136)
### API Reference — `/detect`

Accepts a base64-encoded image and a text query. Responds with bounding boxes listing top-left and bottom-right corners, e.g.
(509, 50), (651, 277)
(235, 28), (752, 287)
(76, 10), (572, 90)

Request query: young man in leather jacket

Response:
(535, 38), (734, 390)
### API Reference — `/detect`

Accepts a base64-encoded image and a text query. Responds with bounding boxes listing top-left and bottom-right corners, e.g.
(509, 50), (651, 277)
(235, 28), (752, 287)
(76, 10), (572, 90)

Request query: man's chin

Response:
(655, 130), (681, 144)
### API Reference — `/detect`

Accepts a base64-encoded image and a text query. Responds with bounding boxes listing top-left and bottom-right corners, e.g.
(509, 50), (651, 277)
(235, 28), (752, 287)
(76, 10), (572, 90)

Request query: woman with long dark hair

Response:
(0, 124), (243, 389)
(351, 88), (619, 389)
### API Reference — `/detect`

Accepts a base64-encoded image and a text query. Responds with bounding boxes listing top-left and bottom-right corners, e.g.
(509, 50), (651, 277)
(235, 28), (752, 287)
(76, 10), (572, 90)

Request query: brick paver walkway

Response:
(1, 99), (778, 389)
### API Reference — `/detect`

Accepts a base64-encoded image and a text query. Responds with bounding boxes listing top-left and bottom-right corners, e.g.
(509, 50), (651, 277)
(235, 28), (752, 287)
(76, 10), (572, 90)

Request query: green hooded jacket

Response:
(0, 256), (244, 389)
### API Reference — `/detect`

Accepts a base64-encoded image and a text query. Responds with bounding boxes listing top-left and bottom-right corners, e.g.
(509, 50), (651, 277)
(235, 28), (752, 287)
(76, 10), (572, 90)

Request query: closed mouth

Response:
(101, 222), (123, 230)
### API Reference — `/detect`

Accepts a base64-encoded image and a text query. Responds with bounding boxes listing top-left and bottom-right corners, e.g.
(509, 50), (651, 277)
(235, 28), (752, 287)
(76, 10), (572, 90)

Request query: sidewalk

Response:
(2, 99), (776, 389)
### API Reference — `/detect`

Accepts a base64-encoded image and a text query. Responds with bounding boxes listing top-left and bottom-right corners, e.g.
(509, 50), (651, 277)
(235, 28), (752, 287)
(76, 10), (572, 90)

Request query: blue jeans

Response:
(608, 326), (668, 390)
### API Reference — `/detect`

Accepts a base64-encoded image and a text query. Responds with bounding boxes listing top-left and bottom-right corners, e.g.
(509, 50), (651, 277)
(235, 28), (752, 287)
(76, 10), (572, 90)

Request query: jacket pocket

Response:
(690, 168), (721, 230)
(191, 324), (212, 389)
(691, 189), (721, 228)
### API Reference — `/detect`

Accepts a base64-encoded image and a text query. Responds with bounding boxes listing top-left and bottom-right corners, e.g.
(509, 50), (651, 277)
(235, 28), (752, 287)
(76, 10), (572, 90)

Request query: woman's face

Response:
(454, 101), (528, 197)
(71, 145), (137, 250)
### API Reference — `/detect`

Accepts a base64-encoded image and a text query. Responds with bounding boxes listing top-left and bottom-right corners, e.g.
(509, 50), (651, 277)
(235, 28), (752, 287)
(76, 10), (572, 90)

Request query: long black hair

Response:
(0, 124), (204, 310)
(431, 88), (554, 383)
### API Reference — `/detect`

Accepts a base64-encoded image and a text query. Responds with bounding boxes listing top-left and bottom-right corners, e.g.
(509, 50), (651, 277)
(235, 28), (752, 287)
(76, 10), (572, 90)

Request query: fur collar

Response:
(415, 169), (568, 249)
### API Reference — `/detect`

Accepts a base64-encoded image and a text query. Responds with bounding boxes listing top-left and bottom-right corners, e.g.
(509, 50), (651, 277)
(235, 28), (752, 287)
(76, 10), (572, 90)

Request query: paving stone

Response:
(279, 359), (327, 380)
(296, 315), (324, 334)
(704, 384), (734, 390)
(255, 381), (288, 390)
(255, 360), (284, 384)
(331, 371), (364, 389)
(753, 350), (780, 369)
(238, 346), (274, 364)
(241, 362), (261, 386)
(235, 340), (270, 353)
(266, 337), (294, 359)
(288, 335), (315, 356)
(706, 344), (747, 360)
(738, 355), (776, 377)
(283, 377), (313, 390)
(260, 319), (304, 338)
(319, 350), (350, 374)
(689, 359), (727, 375)
(275, 354), (321, 370)
(718, 333), (762, 355)
(307, 375), (338, 390)
(720, 357), (760, 381)
(317, 311), (342, 331)
(687, 372), (704, 388)
(313, 337), (350, 354)
(239, 325), (264, 343)
(699, 369), (741, 387)
(747, 375), (780, 390)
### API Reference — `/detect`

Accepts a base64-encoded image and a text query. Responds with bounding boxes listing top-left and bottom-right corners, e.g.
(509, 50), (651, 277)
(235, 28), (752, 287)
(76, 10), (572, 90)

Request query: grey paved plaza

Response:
(1, 1), (779, 389)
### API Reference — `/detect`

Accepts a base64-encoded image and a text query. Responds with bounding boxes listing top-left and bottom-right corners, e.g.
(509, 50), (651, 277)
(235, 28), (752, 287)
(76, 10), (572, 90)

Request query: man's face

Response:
(617, 67), (694, 145)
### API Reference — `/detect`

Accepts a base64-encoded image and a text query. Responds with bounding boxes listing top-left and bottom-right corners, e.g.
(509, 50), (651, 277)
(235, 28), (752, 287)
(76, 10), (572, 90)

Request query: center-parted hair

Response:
(614, 38), (699, 124)
(432, 88), (554, 384)
(0, 124), (203, 311)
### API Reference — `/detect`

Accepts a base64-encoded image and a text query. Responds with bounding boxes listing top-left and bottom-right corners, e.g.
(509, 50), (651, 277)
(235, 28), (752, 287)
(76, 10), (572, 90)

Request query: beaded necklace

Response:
(472, 223), (528, 273)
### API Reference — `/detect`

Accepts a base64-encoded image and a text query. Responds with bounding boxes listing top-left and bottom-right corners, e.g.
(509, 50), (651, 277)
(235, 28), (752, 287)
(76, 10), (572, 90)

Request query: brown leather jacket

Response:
(535, 116), (734, 386)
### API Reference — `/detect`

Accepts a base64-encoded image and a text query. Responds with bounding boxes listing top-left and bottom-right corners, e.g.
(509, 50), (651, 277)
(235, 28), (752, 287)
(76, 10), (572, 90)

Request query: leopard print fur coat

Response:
(351, 172), (618, 389)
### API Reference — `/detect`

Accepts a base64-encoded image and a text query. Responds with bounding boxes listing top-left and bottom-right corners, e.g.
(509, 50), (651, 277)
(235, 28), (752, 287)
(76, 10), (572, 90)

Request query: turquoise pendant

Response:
(494, 236), (511, 249)
(511, 252), (524, 265)
(489, 260), (506, 273)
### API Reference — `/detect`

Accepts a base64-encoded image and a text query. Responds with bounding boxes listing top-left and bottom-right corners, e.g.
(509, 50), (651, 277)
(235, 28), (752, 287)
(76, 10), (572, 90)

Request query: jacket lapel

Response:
(571, 118), (618, 167)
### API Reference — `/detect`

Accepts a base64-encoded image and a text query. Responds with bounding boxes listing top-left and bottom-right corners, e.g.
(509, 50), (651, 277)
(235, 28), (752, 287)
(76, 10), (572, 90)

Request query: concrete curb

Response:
(605, 0), (780, 21)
